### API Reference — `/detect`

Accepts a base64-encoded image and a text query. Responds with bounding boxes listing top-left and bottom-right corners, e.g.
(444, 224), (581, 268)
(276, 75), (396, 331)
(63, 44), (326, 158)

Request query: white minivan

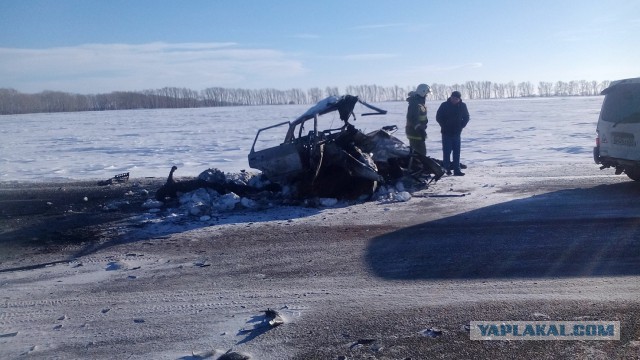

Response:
(594, 77), (640, 181)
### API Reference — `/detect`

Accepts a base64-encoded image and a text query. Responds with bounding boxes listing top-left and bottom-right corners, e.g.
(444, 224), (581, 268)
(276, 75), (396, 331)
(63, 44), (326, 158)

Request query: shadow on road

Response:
(0, 179), (324, 269)
(366, 182), (640, 280)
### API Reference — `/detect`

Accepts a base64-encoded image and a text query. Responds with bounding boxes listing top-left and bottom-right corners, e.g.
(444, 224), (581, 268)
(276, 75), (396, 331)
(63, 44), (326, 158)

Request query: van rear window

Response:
(601, 85), (640, 124)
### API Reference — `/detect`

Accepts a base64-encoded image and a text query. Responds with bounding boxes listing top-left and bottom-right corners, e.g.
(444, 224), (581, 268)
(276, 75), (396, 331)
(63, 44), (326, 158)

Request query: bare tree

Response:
(567, 81), (579, 96)
(505, 82), (517, 98)
(554, 81), (568, 96)
(324, 87), (339, 97)
(517, 82), (534, 97)
(479, 81), (492, 99)
(307, 88), (323, 103)
(537, 82), (554, 97)
(464, 81), (477, 99)
(429, 83), (447, 100)
(492, 83), (506, 99)
(0, 79), (612, 115)
(589, 81), (600, 96)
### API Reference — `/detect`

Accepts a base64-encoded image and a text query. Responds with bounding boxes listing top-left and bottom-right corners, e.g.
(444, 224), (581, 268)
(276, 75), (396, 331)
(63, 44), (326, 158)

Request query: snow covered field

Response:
(3, 95), (640, 360)
(0, 96), (603, 182)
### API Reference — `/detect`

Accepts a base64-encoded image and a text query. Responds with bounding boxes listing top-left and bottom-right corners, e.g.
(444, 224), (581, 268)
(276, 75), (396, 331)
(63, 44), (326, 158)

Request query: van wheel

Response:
(625, 167), (640, 181)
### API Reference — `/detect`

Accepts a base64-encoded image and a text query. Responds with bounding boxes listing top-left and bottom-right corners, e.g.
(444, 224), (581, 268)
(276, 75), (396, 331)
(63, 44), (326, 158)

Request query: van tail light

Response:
(596, 129), (600, 147)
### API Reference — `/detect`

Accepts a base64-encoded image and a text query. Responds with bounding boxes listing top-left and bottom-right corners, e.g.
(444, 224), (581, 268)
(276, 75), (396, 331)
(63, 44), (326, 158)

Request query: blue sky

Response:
(1, 0), (638, 94)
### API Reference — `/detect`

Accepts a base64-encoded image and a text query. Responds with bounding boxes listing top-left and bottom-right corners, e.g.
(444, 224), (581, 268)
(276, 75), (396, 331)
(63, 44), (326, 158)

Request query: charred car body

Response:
(248, 95), (444, 198)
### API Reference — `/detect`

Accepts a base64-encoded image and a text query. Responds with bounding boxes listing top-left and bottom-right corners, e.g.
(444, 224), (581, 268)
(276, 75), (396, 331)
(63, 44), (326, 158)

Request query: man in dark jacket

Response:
(405, 83), (431, 156)
(436, 91), (470, 176)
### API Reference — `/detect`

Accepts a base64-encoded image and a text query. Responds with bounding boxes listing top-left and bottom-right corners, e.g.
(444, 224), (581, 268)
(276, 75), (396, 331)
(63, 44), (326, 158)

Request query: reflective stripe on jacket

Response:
(406, 94), (428, 140)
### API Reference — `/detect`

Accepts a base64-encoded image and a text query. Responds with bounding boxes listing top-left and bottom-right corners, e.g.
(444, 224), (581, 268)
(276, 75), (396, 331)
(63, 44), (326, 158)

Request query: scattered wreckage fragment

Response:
(97, 172), (129, 186)
(248, 95), (444, 198)
(154, 166), (278, 202)
(238, 308), (284, 334)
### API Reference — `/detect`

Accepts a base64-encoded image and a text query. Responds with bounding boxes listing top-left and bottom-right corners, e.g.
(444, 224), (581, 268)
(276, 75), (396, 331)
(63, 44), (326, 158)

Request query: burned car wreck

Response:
(248, 95), (444, 199)
(153, 95), (445, 206)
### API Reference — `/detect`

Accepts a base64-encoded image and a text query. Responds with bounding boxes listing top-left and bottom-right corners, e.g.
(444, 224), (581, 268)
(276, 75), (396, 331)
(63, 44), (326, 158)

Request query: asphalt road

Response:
(1, 167), (639, 359)
(368, 178), (640, 280)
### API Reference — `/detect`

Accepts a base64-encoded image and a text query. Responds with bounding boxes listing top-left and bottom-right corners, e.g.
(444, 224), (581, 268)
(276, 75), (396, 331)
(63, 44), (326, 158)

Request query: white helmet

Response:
(415, 83), (431, 97)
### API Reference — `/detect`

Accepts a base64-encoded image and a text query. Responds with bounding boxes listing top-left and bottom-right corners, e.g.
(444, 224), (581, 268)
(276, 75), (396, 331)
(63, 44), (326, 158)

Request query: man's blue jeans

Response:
(442, 134), (461, 172)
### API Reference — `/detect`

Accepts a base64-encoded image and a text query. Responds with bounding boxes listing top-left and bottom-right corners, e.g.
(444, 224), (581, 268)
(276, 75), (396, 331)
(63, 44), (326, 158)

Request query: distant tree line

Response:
(0, 80), (611, 115)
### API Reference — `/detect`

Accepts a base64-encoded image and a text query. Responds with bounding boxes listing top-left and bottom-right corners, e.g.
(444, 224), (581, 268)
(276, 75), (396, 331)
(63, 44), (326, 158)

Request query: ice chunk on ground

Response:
(214, 192), (241, 211)
(142, 199), (163, 209)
